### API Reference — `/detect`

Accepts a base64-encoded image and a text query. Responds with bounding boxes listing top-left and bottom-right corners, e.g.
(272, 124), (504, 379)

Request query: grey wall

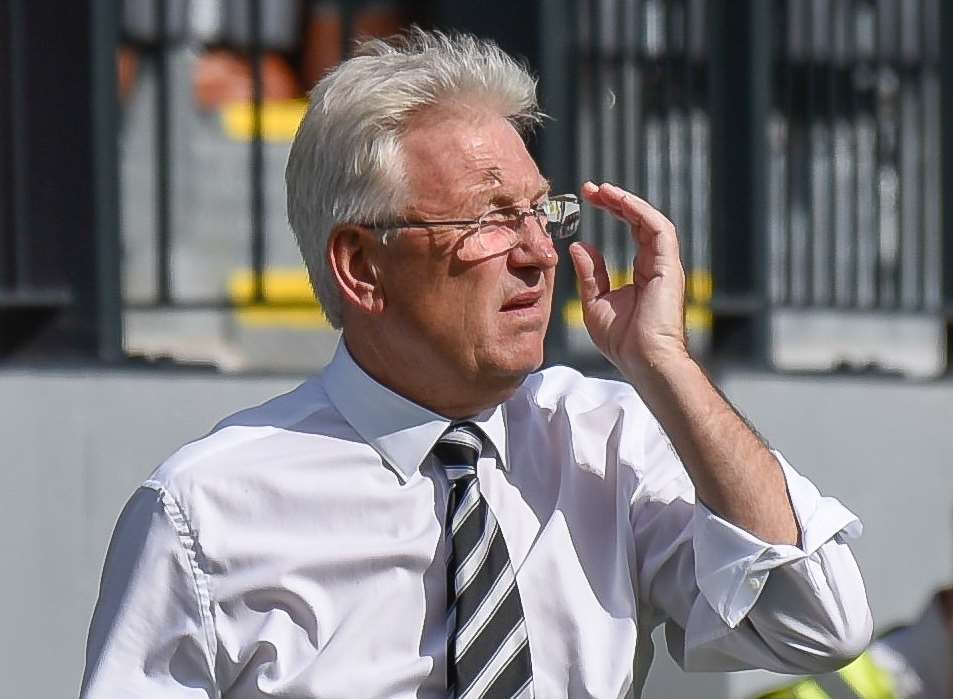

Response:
(0, 369), (301, 699)
(717, 372), (953, 698)
(1, 367), (950, 698)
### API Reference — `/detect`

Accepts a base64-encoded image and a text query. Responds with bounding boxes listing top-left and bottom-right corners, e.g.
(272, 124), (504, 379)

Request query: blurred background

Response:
(1, 0), (951, 696)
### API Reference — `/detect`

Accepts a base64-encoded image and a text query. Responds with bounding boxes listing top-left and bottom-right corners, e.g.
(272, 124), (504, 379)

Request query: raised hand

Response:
(568, 181), (688, 379)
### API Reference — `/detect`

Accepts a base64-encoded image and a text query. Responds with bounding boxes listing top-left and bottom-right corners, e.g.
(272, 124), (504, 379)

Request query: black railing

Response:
(768, 0), (942, 312)
(0, 0), (122, 362)
(561, 0), (952, 374)
(1, 0), (951, 373)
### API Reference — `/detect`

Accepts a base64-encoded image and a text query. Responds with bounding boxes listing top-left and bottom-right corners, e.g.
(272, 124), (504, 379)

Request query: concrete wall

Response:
(1, 367), (950, 698)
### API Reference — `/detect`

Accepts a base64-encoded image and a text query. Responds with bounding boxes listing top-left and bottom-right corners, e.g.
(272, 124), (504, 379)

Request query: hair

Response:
(285, 28), (543, 328)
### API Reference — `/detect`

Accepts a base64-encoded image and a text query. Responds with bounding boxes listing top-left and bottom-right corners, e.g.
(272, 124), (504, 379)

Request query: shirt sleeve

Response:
(630, 417), (873, 675)
(81, 485), (217, 697)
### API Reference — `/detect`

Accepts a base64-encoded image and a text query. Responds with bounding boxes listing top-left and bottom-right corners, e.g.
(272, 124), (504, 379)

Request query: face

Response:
(371, 105), (558, 402)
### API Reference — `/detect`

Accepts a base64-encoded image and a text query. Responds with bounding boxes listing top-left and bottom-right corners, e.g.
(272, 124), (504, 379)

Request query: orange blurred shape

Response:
(117, 46), (139, 103)
(301, 2), (404, 89)
(194, 49), (302, 112)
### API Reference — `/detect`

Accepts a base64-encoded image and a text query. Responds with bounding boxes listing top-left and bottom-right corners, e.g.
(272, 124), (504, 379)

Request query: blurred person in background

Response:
(82, 29), (872, 697)
(752, 586), (953, 698)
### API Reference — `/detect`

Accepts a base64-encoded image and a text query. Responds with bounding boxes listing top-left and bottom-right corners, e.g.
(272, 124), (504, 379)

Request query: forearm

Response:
(625, 353), (799, 545)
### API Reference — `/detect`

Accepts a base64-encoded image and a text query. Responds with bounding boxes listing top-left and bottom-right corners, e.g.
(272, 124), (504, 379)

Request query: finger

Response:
(599, 184), (681, 261)
(569, 241), (610, 305)
(580, 183), (649, 240)
(599, 184), (669, 229)
(580, 181), (630, 217)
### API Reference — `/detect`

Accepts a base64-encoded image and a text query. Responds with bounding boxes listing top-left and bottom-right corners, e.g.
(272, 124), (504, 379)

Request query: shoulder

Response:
(144, 376), (355, 505)
(508, 366), (658, 479)
(514, 364), (648, 417)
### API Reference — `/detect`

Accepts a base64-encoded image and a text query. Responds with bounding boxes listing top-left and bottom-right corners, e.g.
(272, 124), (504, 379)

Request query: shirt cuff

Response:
(692, 451), (863, 628)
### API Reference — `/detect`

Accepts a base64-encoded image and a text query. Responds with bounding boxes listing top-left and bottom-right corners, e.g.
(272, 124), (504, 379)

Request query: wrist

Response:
(619, 347), (695, 388)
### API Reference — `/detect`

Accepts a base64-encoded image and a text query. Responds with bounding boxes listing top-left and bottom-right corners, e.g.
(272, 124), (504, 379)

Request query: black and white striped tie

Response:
(433, 423), (534, 699)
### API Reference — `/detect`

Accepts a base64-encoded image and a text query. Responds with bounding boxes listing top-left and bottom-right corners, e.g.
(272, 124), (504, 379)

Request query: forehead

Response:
(399, 105), (546, 215)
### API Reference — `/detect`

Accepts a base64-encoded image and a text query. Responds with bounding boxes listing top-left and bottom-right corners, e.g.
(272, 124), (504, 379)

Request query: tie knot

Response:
(433, 423), (484, 481)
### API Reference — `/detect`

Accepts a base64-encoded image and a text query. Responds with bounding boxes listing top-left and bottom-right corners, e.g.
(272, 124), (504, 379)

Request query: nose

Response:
(508, 215), (558, 269)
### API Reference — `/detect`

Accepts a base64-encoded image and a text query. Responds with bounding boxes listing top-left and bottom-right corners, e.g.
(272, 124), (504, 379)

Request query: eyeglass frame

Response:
(360, 194), (581, 248)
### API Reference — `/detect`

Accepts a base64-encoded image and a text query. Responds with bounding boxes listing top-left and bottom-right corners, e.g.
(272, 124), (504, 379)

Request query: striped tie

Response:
(433, 422), (534, 699)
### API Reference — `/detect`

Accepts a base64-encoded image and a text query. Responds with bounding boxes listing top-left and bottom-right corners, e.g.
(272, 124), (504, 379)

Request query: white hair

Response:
(285, 28), (543, 328)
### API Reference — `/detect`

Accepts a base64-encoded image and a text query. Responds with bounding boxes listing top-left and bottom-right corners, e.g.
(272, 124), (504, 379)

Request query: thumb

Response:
(569, 242), (610, 306)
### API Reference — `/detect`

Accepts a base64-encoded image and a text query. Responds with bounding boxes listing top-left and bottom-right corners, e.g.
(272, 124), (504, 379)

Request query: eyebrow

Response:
(484, 177), (552, 209)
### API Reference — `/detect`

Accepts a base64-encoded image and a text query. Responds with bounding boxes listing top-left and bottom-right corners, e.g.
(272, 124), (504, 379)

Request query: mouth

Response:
(500, 291), (543, 312)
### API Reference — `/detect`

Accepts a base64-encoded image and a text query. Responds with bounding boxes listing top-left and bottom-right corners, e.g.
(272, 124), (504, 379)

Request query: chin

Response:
(482, 344), (545, 383)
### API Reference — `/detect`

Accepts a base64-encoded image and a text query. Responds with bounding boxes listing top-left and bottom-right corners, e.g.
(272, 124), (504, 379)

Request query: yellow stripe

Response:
(751, 652), (898, 699)
(687, 269), (713, 301)
(792, 682), (833, 699)
(229, 266), (715, 333)
(563, 268), (713, 331)
(839, 653), (897, 698)
(220, 99), (308, 142)
(228, 268), (330, 329)
(563, 299), (712, 331)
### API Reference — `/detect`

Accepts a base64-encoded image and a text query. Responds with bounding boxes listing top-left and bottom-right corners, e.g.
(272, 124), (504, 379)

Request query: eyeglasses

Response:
(368, 194), (581, 260)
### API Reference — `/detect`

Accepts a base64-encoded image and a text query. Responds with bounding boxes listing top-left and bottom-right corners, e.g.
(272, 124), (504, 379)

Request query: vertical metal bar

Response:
(894, 0), (906, 310)
(690, 0), (710, 303)
(827, 0), (838, 307)
(848, 0), (859, 308)
(709, 0), (771, 363)
(90, 0), (123, 361)
(639, 0), (650, 232)
(681, 0), (693, 282)
(540, 0), (577, 366)
(666, 0), (680, 228)
(805, 0), (817, 305)
(622, 0), (639, 197)
(0, 3), (10, 289)
(589, 0), (601, 258)
(913, 0), (933, 311)
(9, 0), (29, 288)
(661, 0), (672, 217)
(249, 0), (266, 304)
(0, 2), (14, 288)
(615, 0), (630, 275)
(872, 0), (884, 308)
(917, 0), (943, 311)
(927, 0), (937, 313)
(784, 0), (797, 305)
(942, 0), (953, 324)
(596, 0), (620, 274)
(750, 0), (771, 357)
(154, 0), (172, 304)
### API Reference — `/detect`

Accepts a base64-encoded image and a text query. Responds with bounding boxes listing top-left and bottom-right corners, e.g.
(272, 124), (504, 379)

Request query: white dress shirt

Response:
(82, 342), (872, 698)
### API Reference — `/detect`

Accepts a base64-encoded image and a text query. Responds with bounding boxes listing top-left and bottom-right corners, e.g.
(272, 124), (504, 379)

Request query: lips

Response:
(500, 292), (542, 311)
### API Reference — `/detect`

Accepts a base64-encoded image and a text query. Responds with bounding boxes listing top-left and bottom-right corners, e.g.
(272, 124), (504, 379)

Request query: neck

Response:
(342, 331), (520, 419)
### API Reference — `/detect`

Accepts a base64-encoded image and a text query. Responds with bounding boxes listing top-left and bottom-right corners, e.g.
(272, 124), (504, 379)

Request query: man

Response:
(752, 587), (952, 698)
(82, 30), (871, 697)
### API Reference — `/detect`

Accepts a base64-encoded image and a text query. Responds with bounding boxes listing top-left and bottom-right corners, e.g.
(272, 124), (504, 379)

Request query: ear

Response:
(327, 224), (387, 315)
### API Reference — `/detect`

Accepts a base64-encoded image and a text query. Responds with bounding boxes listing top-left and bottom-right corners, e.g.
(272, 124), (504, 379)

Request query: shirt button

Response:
(749, 577), (763, 590)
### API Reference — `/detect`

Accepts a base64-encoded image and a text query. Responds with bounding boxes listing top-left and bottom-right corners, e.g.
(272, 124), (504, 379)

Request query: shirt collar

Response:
(321, 340), (509, 483)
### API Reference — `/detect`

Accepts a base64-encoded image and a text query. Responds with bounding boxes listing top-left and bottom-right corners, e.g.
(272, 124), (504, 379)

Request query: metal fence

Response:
(563, 0), (952, 375)
(768, 0), (942, 311)
(567, 0), (712, 362)
(1, 0), (951, 373)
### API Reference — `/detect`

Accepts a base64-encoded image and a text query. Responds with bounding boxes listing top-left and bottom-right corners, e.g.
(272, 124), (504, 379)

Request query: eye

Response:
(480, 207), (523, 229)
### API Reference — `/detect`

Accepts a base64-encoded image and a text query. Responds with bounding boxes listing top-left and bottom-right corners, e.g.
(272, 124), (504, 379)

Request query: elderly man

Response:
(82, 30), (871, 698)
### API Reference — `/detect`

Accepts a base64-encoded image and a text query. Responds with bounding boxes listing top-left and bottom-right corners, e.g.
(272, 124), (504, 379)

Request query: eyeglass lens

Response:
(462, 195), (581, 260)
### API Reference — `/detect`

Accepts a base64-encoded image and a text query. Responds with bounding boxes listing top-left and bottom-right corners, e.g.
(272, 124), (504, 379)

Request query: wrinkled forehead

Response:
(399, 104), (548, 216)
